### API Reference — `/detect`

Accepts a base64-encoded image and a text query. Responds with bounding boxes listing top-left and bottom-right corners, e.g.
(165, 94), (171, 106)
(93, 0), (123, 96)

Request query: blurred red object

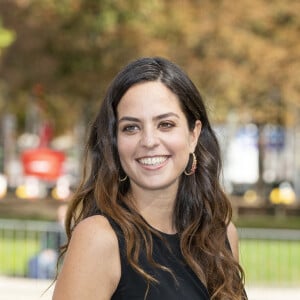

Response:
(22, 148), (65, 180)
(39, 122), (53, 148)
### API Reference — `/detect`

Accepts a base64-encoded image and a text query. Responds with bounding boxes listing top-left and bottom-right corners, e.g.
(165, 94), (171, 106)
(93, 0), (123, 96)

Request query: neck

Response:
(130, 185), (177, 234)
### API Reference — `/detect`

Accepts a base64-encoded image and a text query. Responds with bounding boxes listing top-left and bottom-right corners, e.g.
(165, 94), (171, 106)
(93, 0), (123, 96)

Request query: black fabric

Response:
(107, 218), (210, 300)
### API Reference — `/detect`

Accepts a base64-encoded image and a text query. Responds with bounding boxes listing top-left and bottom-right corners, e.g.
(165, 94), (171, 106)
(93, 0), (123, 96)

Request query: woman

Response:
(53, 57), (246, 299)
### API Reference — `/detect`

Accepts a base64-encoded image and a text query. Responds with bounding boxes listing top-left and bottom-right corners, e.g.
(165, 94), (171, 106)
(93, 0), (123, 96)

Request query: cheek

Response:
(168, 131), (192, 152)
(117, 136), (134, 159)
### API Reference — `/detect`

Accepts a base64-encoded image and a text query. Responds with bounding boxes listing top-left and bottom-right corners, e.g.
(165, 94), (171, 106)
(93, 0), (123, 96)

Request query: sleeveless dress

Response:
(107, 218), (210, 300)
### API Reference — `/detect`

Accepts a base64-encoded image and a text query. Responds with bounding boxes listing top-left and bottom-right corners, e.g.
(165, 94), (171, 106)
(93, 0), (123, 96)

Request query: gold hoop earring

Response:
(119, 175), (128, 182)
(184, 152), (197, 176)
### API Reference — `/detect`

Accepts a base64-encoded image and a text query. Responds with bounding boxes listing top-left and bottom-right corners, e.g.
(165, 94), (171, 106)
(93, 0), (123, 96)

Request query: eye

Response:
(159, 121), (175, 130)
(122, 124), (139, 133)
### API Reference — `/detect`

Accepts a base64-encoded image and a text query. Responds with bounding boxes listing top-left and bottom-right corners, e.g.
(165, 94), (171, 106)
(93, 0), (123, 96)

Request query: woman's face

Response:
(117, 81), (201, 192)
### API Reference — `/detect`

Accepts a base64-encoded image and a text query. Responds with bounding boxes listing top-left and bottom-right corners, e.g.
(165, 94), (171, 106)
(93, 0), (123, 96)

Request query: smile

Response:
(137, 156), (168, 166)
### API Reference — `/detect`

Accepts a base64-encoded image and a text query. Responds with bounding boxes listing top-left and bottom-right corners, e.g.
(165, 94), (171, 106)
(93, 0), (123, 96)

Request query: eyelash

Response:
(122, 125), (139, 133)
(159, 121), (175, 129)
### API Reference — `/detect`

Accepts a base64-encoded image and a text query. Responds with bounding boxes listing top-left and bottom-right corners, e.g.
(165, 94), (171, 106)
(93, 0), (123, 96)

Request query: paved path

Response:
(0, 276), (299, 300)
(246, 285), (300, 299)
(0, 276), (54, 300)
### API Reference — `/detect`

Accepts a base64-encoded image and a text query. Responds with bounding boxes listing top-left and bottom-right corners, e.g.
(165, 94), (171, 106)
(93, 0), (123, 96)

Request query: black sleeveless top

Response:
(107, 218), (210, 300)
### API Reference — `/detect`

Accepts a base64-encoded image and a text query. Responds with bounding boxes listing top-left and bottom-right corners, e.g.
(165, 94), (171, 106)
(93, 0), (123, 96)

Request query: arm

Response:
(227, 221), (239, 262)
(53, 215), (120, 300)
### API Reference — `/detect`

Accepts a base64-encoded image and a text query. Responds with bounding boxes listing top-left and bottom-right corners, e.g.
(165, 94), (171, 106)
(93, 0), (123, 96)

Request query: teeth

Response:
(138, 156), (167, 166)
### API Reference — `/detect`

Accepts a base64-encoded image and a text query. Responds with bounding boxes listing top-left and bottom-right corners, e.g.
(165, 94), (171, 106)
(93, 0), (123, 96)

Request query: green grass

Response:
(0, 232), (40, 276)
(240, 240), (300, 286)
(1, 235), (299, 287)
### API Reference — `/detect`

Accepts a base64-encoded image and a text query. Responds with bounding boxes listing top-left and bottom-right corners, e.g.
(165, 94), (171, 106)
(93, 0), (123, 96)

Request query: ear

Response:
(189, 120), (202, 152)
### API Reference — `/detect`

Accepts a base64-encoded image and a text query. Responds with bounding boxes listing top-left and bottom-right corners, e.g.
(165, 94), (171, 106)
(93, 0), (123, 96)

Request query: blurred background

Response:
(0, 0), (299, 299)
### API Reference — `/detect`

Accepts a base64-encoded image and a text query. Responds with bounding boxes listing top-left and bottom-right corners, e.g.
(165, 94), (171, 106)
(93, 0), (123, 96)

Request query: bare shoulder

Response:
(72, 215), (117, 244)
(68, 215), (119, 257)
(53, 215), (120, 300)
(226, 221), (239, 262)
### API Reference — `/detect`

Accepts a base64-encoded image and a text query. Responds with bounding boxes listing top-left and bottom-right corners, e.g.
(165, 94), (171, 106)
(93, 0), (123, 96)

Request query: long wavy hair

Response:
(62, 57), (246, 299)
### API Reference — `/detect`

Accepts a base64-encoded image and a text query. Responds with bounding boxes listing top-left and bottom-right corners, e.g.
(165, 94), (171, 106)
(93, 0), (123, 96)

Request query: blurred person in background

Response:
(28, 204), (67, 279)
(53, 57), (246, 299)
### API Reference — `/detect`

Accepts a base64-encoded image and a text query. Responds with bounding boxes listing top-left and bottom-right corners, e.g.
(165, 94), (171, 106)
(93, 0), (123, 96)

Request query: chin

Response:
(138, 178), (178, 191)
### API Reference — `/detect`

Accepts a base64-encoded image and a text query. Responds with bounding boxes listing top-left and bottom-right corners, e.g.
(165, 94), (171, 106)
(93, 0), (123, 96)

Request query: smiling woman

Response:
(53, 57), (247, 300)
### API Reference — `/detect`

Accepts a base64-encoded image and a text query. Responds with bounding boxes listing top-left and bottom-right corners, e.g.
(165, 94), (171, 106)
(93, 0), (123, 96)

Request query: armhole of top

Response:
(103, 216), (126, 279)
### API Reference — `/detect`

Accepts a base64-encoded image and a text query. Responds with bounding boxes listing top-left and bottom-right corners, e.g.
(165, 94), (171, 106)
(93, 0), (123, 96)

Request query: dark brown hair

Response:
(63, 57), (246, 299)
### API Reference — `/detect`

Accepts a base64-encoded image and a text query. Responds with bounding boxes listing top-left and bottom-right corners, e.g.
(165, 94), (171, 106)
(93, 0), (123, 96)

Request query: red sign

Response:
(22, 148), (65, 180)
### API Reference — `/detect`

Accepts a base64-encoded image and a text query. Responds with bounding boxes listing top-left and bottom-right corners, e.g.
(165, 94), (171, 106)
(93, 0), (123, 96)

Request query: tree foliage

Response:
(0, 0), (299, 133)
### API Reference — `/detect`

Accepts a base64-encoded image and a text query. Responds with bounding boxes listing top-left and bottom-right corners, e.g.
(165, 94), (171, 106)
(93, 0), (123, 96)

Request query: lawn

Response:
(0, 232), (40, 276)
(1, 233), (299, 286)
(240, 239), (300, 286)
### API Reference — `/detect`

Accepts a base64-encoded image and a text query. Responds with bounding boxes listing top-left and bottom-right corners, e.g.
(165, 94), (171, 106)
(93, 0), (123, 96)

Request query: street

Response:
(0, 276), (299, 300)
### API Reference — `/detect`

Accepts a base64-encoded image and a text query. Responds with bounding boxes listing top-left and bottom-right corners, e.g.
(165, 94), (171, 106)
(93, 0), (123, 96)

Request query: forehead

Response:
(117, 81), (184, 117)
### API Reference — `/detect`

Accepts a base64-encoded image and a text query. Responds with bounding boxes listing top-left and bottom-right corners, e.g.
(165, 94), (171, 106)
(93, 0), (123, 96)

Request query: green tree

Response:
(0, 0), (299, 131)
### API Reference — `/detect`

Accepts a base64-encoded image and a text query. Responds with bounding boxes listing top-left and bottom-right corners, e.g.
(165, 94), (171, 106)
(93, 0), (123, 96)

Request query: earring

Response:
(119, 175), (128, 182)
(184, 152), (197, 176)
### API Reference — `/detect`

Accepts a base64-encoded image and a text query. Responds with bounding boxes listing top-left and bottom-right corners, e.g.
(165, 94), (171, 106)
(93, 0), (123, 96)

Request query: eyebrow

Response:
(118, 112), (180, 123)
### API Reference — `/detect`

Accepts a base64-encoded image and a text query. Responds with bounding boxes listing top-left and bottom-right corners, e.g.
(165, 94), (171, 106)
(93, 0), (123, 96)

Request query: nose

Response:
(140, 127), (159, 148)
